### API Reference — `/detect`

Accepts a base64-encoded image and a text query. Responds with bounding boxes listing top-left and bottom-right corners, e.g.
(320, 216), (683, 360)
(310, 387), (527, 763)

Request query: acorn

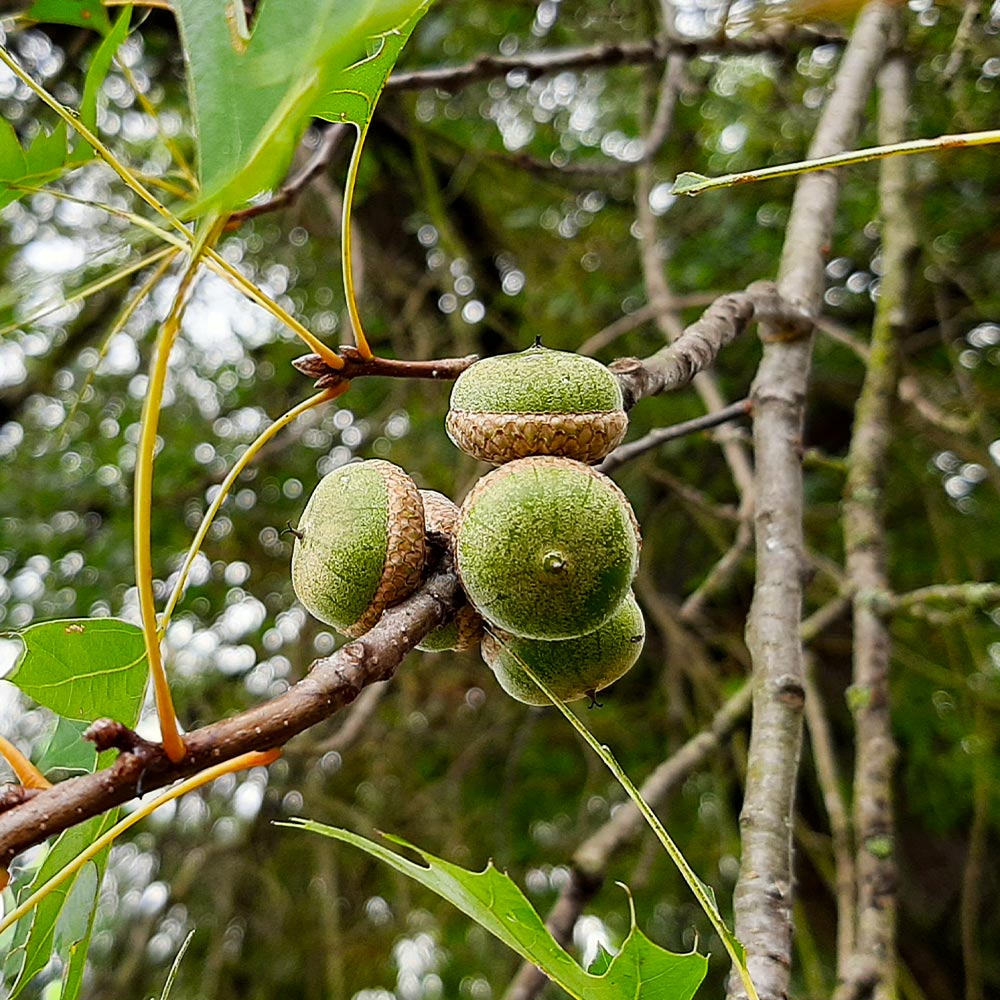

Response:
(416, 490), (484, 652)
(481, 591), (645, 705)
(446, 344), (628, 465)
(291, 460), (426, 637)
(455, 456), (641, 640)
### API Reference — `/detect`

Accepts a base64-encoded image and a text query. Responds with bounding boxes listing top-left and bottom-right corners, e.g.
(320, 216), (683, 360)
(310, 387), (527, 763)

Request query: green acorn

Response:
(456, 456), (641, 640)
(446, 344), (628, 465)
(481, 591), (645, 705)
(291, 460), (426, 637)
(416, 490), (484, 652)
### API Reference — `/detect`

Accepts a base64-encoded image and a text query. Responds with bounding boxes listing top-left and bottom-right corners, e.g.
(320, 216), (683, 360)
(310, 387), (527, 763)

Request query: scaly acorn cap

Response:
(446, 344), (628, 465)
(416, 489), (484, 652)
(481, 591), (645, 705)
(291, 460), (426, 637)
(456, 456), (641, 640)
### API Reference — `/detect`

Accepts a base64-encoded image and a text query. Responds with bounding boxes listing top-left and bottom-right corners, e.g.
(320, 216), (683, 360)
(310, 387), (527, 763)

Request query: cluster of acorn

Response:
(290, 345), (645, 706)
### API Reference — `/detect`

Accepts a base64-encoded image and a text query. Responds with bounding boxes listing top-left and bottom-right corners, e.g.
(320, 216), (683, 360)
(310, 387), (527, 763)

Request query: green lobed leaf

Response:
(312, 3), (432, 129)
(6, 811), (119, 999)
(0, 10), (130, 207)
(24, 0), (110, 34)
(282, 821), (708, 1000)
(670, 172), (710, 196)
(172, 0), (432, 214)
(33, 717), (98, 778)
(6, 617), (147, 725)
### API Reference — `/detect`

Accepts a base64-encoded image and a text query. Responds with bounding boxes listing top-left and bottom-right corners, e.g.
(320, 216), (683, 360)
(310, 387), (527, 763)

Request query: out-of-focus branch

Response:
(835, 38), (916, 1000)
(878, 581), (1000, 616)
(578, 292), (721, 357)
(803, 655), (856, 974)
(730, 6), (894, 1000)
(386, 30), (841, 94)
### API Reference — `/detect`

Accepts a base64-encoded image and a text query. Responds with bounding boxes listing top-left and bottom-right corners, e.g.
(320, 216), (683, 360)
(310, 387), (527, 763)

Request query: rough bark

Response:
(835, 42), (916, 1000)
(730, 6), (895, 999)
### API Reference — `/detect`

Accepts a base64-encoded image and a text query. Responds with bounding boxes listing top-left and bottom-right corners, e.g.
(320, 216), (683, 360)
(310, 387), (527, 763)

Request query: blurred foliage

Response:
(0, 0), (998, 998)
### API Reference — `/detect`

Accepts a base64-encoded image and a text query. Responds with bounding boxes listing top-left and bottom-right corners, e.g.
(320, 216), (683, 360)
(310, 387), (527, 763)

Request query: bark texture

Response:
(835, 41), (917, 1000)
(730, 6), (895, 999)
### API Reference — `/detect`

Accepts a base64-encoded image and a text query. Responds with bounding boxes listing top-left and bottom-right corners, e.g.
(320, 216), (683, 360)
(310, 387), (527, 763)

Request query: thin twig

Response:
(598, 399), (752, 474)
(679, 514), (754, 622)
(802, 655), (856, 973)
(879, 581), (1000, 616)
(385, 31), (839, 94)
(578, 292), (721, 357)
(228, 124), (352, 224)
(292, 349), (478, 386)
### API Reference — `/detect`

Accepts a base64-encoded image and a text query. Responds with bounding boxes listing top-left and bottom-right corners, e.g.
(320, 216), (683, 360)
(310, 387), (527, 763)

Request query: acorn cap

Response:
(417, 605), (485, 652)
(481, 591), (645, 705)
(416, 489), (484, 651)
(420, 489), (460, 542)
(456, 456), (641, 640)
(291, 460), (426, 637)
(446, 345), (627, 465)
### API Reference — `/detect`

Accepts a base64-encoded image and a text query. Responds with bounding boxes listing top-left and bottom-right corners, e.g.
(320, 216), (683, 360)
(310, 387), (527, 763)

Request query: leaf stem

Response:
(674, 129), (1000, 196)
(0, 45), (190, 240)
(135, 217), (225, 763)
(0, 736), (51, 790)
(158, 385), (346, 634)
(342, 125), (374, 360)
(506, 647), (760, 1000)
(0, 749), (280, 935)
(203, 248), (345, 369)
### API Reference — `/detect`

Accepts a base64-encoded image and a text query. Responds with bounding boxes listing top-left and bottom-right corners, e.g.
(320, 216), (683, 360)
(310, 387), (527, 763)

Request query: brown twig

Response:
(609, 282), (803, 409)
(730, 6), (894, 1000)
(0, 564), (463, 868)
(598, 398), (752, 475)
(292, 348), (478, 387)
(385, 30), (839, 95)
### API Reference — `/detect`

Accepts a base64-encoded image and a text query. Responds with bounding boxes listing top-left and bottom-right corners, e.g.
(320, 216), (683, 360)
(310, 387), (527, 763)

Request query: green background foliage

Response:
(0, 0), (998, 997)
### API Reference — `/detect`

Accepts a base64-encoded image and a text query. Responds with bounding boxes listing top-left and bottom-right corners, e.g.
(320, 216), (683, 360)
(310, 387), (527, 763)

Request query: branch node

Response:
(0, 785), (41, 815)
(84, 718), (159, 756)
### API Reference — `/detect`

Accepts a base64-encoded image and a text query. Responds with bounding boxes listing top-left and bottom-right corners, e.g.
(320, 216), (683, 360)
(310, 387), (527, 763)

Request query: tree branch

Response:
(730, 6), (894, 1000)
(0, 565), (463, 868)
(385, 30), (841, 95)
(835, 43), (915, 1000)
(802, 654), (856, 975)
(609, 282), (803, 408)
(597, 398), (752, 474)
